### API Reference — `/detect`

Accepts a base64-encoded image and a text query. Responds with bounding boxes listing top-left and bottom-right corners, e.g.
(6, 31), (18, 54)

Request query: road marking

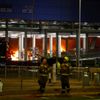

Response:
(82, 95), (95, 99)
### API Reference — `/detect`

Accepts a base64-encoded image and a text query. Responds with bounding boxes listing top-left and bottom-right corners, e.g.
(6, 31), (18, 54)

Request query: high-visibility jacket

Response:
(38, 64), (50, 76)
(57, 62), (61, 74)
(60, 63), (70, 76)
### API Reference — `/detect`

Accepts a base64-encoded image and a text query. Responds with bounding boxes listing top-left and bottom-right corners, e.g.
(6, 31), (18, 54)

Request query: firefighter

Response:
(38, 57), (50, 93)
(60, 56), (71, 94)
(56, 61), (61, 80)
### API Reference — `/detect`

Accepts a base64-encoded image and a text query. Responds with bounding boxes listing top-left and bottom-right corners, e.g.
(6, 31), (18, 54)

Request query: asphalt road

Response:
(0, 95), (100, 100)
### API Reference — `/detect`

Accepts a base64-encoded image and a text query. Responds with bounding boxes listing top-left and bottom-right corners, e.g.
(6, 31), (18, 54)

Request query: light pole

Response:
(77, 0), (81, 79)
(78, 0), (81, 65)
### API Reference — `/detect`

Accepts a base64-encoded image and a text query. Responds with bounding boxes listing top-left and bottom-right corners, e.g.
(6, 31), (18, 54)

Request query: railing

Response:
(0, 65), (100, 82)
(0, 65), (38, 79)
(0, 65), (100, 92)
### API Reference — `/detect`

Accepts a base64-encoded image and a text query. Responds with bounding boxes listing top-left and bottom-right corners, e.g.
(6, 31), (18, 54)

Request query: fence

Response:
(0, 65), (100, 91)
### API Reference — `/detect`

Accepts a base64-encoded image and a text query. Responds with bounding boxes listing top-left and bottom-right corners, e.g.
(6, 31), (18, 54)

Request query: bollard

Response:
(83, 72), (90, 86)
(0, 80), (3, 93)
(94, 73), (100, 86)
(52, 63), (56, 83)
(48, 73), (52, 83)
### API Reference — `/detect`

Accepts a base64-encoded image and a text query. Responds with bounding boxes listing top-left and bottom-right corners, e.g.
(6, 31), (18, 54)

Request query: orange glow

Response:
(47, 46), (66, 54)
(27, 51), (33, 60)
(47, 50), (50, 53)
(11, 51), (19, 61)
(61, 47), (66, 52)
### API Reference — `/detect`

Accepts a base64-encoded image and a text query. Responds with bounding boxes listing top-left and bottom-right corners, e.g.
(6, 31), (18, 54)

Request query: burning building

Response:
(0, 32), (99, 61)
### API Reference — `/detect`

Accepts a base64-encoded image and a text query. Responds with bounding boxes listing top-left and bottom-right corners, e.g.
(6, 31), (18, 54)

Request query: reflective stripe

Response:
(61, 73), (69, 76)
(40, 74), (48, 76)
(66, 88), (70, 90)
(61, 89), (66, 93)
(62, 89), (66, 91)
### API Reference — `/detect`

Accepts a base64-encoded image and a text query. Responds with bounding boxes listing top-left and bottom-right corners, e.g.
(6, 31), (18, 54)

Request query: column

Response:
(86, 33), (89, 52)
(50, 35), (53, 57)
(83, 34), (86, 53)
(19, 33), (24, 61)
(32, 34), (36, 49)
(44, 30), (47, 57)
(58, 35), (61, 57)
(56, 33), (59, 59)
(32, 34), (36, 58)
(42, 36), (45, 56)
(66, 37), (68, 51)
(76, 31), (80, 67)
(24, 32), (27, 61)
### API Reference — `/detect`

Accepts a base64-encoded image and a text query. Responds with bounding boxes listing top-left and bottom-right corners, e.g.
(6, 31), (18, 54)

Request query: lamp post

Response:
(78, 0), (81, 65)
(77, 0), (81, 79)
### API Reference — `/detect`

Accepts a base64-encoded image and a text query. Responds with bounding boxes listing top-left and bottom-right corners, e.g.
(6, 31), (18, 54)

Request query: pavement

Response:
(0, 79), (100, 97)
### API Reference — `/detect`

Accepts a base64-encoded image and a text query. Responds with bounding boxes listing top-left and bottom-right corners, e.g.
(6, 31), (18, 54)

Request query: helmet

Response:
(64, 56), (69, 62)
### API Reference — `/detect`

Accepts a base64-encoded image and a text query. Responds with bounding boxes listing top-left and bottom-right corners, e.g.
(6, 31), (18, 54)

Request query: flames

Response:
(10, 43), (66, 61)
(10, 46), (66, 61)
(10, 47), (66, 61)
(47, 46), (66, 54)
(11, 51), (18, 61)
(61, 47), (66, 52)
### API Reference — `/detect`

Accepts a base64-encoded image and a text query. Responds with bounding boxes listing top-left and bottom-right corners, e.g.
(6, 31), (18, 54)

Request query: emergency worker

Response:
(38, 57), (50, 93)
(60, 56), (71, 94)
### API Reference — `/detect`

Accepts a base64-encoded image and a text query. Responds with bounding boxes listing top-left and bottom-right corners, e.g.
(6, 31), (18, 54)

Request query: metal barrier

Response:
(0, 65), (100, 80)
(0, 65), (39, 79)
(0, 65), (100, 91)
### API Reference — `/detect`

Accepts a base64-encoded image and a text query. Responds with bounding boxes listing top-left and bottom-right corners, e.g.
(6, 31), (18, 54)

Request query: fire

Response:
(47, 50), (50, 54)
(47, 46), (66, 54)
(61, 47), (66, 52)
(11, 51), (19, 61)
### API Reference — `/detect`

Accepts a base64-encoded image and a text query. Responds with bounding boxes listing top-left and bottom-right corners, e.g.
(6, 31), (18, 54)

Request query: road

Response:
(0, 94), (100, 100)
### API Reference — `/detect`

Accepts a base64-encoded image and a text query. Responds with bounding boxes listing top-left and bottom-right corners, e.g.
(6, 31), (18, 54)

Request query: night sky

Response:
(0, 0), (100, 22)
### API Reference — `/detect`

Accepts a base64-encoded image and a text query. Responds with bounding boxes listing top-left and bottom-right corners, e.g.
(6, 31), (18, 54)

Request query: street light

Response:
(77, 0), (81, 67)
(77, 0), (81, 79)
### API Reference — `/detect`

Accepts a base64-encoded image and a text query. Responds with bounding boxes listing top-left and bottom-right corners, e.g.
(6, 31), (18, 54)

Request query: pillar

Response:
(50, 35), (53, 57)
(58, 35), (61, 57)
(32, 34), (36, 58)
(24, 32), (27, 61)
(42, 36), (45, 56)
(86, 33), (89, 52)
(19, 33), (24, 61)
(83, 34), (86, 53)
(56, 33), (59, 59)
(32, 34), (36, 49)
(44, 30), (47, 57)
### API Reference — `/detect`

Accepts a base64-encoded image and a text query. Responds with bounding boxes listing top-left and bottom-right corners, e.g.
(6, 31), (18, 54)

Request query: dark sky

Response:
(0, 0), (100, 22)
